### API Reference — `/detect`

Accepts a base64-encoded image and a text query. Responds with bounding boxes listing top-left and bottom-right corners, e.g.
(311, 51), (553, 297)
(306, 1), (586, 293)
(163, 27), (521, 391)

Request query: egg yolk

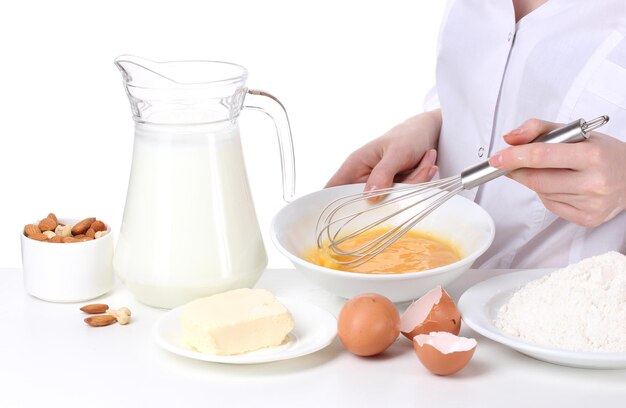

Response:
(306, 227), (460, 274)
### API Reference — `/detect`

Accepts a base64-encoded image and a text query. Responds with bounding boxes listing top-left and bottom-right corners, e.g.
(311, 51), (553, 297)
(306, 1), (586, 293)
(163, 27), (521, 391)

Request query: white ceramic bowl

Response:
(271, 184), (495, 303)
(21, 218), (114, 302)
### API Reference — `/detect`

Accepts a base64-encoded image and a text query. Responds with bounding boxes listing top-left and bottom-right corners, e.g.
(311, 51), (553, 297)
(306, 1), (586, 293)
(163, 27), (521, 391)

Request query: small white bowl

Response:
(271, 184), (495, 303)
(21, 218), (114, 303)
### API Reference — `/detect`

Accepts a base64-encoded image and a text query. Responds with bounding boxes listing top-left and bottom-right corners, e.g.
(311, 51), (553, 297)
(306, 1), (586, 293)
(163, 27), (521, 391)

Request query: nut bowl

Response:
(21, 218), (114, 303)
(271, 184), (495, 303)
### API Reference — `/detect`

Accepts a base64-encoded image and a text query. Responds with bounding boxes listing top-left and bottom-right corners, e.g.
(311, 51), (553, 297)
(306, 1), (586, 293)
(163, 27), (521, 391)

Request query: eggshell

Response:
(337, 293), (400, 356)
(400, 286), (461, 340)
(413, 331), (477, 376)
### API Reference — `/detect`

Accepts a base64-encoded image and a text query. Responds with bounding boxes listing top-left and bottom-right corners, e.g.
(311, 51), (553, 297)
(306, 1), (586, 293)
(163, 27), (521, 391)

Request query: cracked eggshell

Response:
(400, 286), (461, 340)
(337, 293), (400, 357)
(413, 331), (477, 376)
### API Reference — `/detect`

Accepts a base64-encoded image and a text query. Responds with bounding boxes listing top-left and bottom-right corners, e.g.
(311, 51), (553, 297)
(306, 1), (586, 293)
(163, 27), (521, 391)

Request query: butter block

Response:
(181, 288), (295, 355)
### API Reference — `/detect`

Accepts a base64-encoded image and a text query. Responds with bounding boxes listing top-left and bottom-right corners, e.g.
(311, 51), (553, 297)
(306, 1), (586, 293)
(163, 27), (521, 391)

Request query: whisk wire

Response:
(330, 184), (464, 267)
(325, 187), (439, 246)
(326, 180), (457, 253)
(315, 176), (461, 249)
(317, 176), (463, 267)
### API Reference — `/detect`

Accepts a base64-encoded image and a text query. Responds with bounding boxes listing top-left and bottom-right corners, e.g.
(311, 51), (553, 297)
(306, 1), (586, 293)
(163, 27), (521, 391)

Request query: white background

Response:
(0, 0), (445, 268)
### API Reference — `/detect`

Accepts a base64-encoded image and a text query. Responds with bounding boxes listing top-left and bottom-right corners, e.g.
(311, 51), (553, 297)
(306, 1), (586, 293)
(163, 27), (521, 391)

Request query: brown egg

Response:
(400, 286), (461, 340)
(337, 293), (400, 356)
(413, 332), (477, 376)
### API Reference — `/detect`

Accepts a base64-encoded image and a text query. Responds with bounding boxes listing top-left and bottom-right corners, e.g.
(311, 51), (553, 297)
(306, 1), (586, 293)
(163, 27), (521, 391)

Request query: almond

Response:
(28, 232), (48, 242)
(24, 224), (41, 237)
(47, 213), (58, 224)
(72, 217), (96, 235)
(49, 235), (63, 243)
(62, 236), (80, 243)
(39, 217), (58, 232)
(80, 303), (110, 314)
(90, 220), (106, 232)
(76, 236), (93, 242)
(84, 315), (117, 327)
(86, 228), (96, 238)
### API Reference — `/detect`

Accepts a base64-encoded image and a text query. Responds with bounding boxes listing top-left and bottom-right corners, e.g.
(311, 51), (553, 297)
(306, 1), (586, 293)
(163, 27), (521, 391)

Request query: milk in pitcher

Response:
(113, 122), (267, 308)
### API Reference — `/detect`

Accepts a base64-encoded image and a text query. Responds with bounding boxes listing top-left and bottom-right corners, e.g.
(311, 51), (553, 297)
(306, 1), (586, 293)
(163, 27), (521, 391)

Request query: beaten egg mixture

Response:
(306, 227), (461, 274)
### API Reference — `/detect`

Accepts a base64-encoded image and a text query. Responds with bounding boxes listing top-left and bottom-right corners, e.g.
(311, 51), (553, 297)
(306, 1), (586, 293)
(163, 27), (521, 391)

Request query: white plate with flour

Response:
(458, 269), (626, 369)
(153, 298), (337, 364)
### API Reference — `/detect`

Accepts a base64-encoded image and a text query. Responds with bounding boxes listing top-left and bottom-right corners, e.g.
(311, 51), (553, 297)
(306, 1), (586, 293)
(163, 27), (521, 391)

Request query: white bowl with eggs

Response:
(271, 183), (495, 303)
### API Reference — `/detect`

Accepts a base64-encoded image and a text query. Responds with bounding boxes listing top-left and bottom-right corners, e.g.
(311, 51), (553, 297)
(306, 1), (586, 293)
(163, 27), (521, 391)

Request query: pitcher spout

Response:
(114, 55), (175, 88)
(114, 55), (248, 124)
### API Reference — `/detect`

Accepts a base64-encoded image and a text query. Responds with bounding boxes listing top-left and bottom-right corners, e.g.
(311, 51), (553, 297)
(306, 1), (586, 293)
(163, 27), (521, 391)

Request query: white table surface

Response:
(1, 267), (625, 408)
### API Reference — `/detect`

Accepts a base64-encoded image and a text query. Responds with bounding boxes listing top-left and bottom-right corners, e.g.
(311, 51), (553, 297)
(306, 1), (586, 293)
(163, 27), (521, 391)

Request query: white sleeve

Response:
(423, 85), (440, 112)
(422, 0), (455, 113)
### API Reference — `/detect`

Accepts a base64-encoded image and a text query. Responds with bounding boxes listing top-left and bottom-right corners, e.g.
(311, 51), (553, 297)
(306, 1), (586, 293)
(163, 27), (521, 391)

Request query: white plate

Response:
(153, 298), (337, 364)
(458, 269), (626, 369)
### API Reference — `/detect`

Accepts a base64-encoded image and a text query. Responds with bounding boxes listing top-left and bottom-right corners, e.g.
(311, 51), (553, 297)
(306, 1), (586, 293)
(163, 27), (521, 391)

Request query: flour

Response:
(494, 251), (626, 352)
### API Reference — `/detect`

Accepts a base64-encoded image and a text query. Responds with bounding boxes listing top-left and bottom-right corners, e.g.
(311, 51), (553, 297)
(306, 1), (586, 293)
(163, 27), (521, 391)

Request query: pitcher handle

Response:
(243, 89), (296, 202)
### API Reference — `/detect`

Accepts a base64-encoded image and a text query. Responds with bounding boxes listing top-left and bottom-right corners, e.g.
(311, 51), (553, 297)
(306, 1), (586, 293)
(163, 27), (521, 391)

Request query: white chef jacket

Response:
(429, 0), (626, 268)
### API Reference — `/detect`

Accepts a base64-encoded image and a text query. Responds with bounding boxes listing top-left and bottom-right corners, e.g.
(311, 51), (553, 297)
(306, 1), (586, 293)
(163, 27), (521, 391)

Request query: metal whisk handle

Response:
(460, 116), (609, 190)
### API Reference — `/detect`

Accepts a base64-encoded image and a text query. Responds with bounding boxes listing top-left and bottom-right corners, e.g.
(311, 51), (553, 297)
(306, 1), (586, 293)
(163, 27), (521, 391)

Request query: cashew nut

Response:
(94, 230), (109, 239)
(55, 224), (72, 237)
(106, 307), (132, 325)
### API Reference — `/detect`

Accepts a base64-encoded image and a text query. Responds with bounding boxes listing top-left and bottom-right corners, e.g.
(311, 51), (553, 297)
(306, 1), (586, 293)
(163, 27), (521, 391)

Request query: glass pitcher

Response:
(113, 55), (295, 309)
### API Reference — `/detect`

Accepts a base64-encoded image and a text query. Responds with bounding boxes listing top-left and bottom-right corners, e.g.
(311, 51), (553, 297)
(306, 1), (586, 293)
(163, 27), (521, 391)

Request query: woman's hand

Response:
(489, 118), (626, 227)
(326, 110), (442, 199)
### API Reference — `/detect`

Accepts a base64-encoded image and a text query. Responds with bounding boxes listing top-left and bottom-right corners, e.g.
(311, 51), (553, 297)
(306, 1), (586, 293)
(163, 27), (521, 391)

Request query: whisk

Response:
(316, 116), (610, 267)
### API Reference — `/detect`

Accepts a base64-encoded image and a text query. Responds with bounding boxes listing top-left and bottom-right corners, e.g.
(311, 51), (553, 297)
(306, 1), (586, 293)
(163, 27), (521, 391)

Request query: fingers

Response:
(539, 195), (610, 228)
(364, 151), (407, 192)
(507, 168), (580, 194)
(492, 123), (625, 228)
(508, 164), (621, 228)
(492, 118), (571, 170)
(398, 150), (438, 184)
(502, 118), (561, 145)
(325, 161), (359, 188)
(489, 142), (590, 171)
(399, 165), (438, 185)
(325, 149), (377, 188)
(538, 196), (584, 224)
(365, 149), (436, 191)
(364, 149), (437, 202)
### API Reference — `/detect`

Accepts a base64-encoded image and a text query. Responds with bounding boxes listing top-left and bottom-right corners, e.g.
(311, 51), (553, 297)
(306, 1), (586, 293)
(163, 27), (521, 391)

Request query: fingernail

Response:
(365, 184), (377, 192)
(427, 166), (438, 179)
(365, 185), (383, 202)
(489, 153), (503, 168)
(428, 149), (437, 162)
(508, 127), (525, 136)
